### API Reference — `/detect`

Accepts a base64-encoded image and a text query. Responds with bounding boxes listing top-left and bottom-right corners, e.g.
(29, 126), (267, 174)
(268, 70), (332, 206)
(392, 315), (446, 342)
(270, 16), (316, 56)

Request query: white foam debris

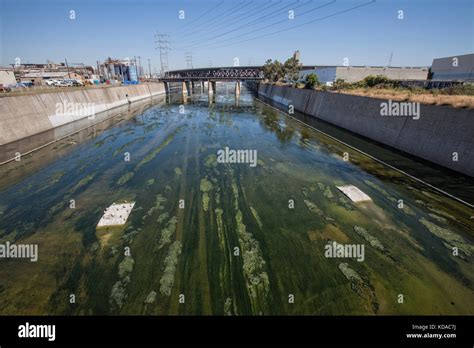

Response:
(97, 202), (136, 227)
(336, 185), (371, 203)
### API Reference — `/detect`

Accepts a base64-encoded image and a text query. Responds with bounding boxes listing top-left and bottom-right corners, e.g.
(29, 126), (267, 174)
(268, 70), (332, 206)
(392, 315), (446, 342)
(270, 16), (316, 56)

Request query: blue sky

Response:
(0, 0), (472, 71)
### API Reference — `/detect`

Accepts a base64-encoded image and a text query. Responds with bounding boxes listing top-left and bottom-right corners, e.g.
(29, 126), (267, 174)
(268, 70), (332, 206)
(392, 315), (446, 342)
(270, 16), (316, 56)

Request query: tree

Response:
(263, 59), (286, 83)
(305, 73), (319, 89)
(284, 56), (300, 85)
(363, 75), (389, 87)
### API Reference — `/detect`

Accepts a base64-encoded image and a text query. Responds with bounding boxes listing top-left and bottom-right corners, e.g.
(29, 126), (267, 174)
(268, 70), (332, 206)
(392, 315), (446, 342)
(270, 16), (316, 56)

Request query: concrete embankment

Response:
(0, 83), (165, 146)
(255, 83), (474, 177)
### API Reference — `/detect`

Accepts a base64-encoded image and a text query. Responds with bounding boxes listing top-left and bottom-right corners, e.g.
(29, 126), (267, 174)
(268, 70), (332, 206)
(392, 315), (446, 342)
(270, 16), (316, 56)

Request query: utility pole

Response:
(388, 52), (393, 67)
(96, 60), (101, 81)
(147, 59), (152, 78)
(154, 32), (170, 76)
(65, 58), (71, 78)
(137, 56), (142, 78)
(185, 52), (193, 69)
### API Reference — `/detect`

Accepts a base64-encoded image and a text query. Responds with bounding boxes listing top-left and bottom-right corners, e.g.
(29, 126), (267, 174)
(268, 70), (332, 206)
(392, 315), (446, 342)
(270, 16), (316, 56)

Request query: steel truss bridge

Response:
(160, 66), (264, 81)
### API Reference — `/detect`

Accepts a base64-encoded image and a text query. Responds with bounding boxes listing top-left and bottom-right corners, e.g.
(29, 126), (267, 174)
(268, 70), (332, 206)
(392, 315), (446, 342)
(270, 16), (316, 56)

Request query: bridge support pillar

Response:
(235, 80), (241, 98)
(186, 81), (192, 95)
(201, 81), (205, 90)
(208, 80), (216, 96)
(182, 81), (189, 97)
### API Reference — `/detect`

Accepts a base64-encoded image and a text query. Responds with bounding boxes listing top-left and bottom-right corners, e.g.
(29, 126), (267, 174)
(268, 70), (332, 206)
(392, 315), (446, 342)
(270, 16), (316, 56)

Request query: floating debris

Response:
(323, 186), (334, 199)
(250, 206), (263, 229)
(174, 167), (182, 176)
(337, 185), (371, 203)
(338, 263), (362, 282)
(428, 213), (447, 224)
(136, 129), (181, 170)
(117, 172), (134, 186)
(202, 193), (210, 212)
(144, 290), (157, 304)
(157, 212), (169, 225)
(419, 218), (472, 257)
(231, 173), (269, 310)
(200, 178), (213, 193)
(159, 241), (182, 296)
(118, 256), (135, 278)
(110, 256), (134, 311)
(204, 154), (217, 168)
(224, 297), (233, 316)
(353, 225), (385, 252)
(97, 202), (135, 227)
(144, 194), (167, 220)
(146, 178), (155, 186)
(157, 216), (178, 250)
(365, 180), (396, 203)
(304, 199), (334, 222)
(200, 178), (213, 212)
(338, 263), (379, 313)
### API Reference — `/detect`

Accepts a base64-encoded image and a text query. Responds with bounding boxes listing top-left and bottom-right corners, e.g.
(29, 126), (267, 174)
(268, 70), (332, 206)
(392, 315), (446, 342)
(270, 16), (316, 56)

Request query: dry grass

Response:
(335, 88), (474, 109)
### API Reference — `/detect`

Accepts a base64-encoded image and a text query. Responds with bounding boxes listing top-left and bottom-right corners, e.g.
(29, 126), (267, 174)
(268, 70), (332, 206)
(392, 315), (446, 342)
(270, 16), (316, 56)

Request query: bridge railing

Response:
(162, 68), (264, 80)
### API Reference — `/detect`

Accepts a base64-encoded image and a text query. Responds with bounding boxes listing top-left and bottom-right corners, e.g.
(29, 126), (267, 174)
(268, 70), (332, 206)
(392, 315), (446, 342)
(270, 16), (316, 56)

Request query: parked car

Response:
(45, 79), (57, 86)
(54, 80), (72, 87)
(0, 84), (12, 93)
(11, 83), (29, 89)
(65, 79), (83, 86)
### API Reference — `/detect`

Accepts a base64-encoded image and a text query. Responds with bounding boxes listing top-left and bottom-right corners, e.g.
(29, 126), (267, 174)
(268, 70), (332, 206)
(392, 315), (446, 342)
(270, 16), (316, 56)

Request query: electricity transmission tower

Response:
(154, 33), (170, 76)
(185, 52), (193, 69)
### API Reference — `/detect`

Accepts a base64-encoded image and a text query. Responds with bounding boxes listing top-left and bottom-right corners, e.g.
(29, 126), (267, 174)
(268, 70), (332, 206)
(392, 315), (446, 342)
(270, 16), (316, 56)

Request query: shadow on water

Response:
(252, 89), (474, 206)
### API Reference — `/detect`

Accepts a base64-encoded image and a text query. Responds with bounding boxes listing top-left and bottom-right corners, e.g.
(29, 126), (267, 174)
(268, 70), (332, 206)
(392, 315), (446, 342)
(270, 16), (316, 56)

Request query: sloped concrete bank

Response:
(255, 83), (474, 177)
(0, 83), (166, 146)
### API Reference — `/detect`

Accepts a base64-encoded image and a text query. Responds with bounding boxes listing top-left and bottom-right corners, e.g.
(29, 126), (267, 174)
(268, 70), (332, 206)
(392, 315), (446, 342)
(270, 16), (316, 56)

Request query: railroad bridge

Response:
(160, 66), (264, 97)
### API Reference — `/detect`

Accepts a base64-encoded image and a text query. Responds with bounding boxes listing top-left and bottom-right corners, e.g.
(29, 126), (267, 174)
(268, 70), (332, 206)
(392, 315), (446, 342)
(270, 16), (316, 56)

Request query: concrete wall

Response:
(257, 83), (474, 177)
(300, 66), (428, 84)
(0, 82), (165, 145)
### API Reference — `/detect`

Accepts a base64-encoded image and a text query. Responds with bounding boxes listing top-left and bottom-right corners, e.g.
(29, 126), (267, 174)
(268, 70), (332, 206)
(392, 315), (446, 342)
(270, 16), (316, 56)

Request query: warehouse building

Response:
(299, 66), (429, 85)
(430, 53), (474, 81)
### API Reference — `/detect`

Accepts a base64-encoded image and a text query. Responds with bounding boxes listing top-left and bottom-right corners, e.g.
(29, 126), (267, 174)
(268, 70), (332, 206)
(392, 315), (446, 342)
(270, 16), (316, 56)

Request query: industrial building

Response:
(430, 53), (474, 81)
(20, 71), (83, 85)
(299, 66), (429, 85)
(0, 68), (17, 86)
(100, 58), (139, 83)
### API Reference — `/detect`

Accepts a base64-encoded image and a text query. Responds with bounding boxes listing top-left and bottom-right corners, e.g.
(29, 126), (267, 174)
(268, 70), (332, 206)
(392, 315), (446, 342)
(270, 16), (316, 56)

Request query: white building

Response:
(300, 66), (428, 85)
(0, 68), (17, 86)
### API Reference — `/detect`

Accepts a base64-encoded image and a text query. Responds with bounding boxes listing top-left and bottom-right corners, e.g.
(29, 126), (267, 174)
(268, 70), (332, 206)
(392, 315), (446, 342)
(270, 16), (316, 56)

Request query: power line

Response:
(178, 0), (277, 43)
(177, 0), (308, 49)
(177, 0), (250, 37)
(175, 0), (225, 32)
(178, 0), (331, 51)
(177, 0), (255, 40)
(175, 0), (286, 47)
(189, 0), (375, 51)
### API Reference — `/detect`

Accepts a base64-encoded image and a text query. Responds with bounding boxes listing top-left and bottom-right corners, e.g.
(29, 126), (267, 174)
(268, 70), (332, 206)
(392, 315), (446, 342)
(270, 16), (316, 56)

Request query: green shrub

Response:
(305, 73), (319, 89)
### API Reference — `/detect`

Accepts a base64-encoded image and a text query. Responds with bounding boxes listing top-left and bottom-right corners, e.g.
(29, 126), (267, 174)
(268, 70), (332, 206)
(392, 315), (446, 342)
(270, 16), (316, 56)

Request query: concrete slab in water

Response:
(97, 202), (135, 227)
(336, 185), (371, 202)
